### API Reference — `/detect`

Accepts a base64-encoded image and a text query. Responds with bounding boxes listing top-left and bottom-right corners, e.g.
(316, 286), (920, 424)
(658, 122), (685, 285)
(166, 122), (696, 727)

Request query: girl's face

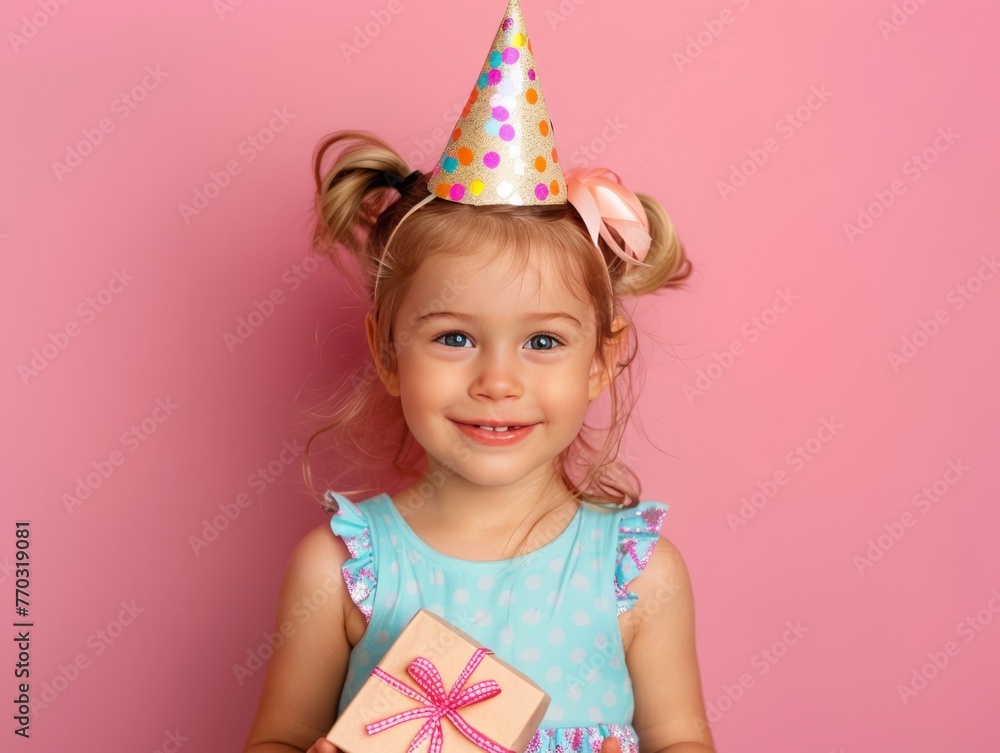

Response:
(372, 245), (611, 492)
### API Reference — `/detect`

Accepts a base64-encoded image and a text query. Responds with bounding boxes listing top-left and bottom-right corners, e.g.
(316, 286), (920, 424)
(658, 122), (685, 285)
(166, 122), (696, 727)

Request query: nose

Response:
(469, 345), (523, 400)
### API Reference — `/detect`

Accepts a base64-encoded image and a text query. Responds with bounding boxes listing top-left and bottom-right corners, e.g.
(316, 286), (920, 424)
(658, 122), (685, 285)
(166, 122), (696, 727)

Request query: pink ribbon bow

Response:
(564, 166), (653, 267)
(366, 647), (515, 753)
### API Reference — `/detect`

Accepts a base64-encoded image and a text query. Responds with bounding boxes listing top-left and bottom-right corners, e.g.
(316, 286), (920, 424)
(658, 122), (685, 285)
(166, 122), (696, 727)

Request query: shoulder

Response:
(290, 520), (353, 570)
(628, 532), (695, 630)
(280, 522), (354, 617)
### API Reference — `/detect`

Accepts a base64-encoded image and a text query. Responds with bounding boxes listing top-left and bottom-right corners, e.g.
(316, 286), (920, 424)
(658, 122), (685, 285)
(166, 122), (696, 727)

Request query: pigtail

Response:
(311, 129), (421, 285)
(612, 193), (692, 297)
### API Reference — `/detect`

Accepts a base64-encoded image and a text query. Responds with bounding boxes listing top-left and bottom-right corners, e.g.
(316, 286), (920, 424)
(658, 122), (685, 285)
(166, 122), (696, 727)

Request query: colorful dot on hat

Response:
(512, 33), (526, 47)
(492, 106), (510, 121)
(477, 73), (489, 89)
(528, 69), (536, 81)
(499, 124), (516, 141)
(488, 69), (502, 87)
(535, 156), (547, 172)
(528, 38), (533, 55)
(552, 147), (559, 163)
(484, 119), (501, 137)
(489, 50), (503, 69)
(442, 156), (459, 173)
(526, 88), (538, 105)
(534, 183), (549, 201)
(502, 47), (520, 65)
(457, 147), (474, 166)
(462, 102), (473, 118)
(550, 180), (560, 196)
(496, 181), (514, 198)
(434, 183), (450, 198)
(498, 76), (518, 97)
(470, 179), (485, 195)
(449, 184), (465, 201)
(503, 17), (513, 31)
(539, 120), (549, 136)
(483, 151), (500, 169)
(452, 127), (462, 142)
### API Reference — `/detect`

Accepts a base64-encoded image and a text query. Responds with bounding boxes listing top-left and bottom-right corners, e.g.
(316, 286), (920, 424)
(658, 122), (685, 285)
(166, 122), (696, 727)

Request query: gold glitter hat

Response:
(378, 0), (653, 304)
(426, 0), (564, 206)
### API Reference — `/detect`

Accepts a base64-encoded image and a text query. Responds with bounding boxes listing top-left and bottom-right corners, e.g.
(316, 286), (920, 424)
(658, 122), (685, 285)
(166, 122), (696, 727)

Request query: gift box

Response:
(328, 609), (550, 753)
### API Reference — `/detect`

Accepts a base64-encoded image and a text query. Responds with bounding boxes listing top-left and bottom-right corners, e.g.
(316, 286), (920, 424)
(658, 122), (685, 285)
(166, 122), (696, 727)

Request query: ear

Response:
(588, 316), (628, 401)
(365, 311), (400, 397)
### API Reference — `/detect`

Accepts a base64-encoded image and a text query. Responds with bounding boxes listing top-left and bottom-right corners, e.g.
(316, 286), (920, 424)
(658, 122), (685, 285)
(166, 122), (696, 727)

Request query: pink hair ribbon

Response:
(366, 647), (515, 753)
(564, 166), (653, 268)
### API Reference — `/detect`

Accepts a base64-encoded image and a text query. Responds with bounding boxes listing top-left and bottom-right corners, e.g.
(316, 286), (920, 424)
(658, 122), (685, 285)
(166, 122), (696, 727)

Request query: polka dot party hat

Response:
(379, 0), (654, 298)
(426, 0), (564, 206)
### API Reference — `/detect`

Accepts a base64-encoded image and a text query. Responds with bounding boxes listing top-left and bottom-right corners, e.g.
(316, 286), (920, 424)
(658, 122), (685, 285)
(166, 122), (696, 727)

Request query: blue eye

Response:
(433, 332), (564, 350)
(525, 333), (563, 350)
(436, 332), (472, 348)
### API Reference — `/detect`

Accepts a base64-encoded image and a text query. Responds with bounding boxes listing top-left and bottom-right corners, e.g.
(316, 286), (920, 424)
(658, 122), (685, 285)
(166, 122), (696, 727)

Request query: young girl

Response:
(243, 2), (713, 752)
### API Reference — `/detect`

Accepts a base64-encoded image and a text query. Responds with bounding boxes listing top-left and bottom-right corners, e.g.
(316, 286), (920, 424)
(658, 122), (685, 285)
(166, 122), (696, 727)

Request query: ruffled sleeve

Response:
(325, 490), (377, 623)
(614, 500), (669, 615)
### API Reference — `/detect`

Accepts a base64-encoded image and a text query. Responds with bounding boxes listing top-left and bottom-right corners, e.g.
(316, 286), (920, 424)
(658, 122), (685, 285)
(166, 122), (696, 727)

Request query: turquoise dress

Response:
(325, 489), (669, 753)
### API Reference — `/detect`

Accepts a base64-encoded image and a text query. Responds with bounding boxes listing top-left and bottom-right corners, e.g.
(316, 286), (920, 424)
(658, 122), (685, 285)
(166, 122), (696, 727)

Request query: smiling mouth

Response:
(456, 421), (535, 431)
(451, 420), (537, 445)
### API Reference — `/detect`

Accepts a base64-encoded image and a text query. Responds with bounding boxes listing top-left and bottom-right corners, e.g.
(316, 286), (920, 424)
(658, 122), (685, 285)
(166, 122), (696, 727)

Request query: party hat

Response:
(426, 0), (566, 206)
(381, 0), (653, 281)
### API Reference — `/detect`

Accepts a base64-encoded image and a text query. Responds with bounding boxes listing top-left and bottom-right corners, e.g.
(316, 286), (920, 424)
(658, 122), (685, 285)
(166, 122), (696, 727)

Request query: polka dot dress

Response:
(327, 490), (669, 753)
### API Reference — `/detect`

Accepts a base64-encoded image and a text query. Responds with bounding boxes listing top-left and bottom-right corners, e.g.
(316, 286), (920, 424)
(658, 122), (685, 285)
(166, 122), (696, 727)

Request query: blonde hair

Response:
(301, 129), (692, 509)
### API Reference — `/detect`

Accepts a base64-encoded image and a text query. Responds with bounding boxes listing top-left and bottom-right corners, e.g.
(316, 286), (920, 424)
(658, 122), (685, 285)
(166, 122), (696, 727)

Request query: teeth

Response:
(478, 426), (510, 431)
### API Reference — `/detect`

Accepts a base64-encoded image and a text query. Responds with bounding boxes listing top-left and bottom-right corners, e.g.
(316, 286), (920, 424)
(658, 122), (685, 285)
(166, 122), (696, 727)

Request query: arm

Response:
(242, 522), (356, 753)
(624, 536), (716, 753)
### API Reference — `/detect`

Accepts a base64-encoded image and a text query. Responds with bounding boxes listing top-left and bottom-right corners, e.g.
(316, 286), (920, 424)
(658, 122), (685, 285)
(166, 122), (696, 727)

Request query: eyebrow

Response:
(414, 310), (583, 327)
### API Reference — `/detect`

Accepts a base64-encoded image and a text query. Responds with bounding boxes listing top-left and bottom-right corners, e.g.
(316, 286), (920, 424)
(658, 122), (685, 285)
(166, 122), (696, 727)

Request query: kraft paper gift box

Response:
(328, 608), (550, 753)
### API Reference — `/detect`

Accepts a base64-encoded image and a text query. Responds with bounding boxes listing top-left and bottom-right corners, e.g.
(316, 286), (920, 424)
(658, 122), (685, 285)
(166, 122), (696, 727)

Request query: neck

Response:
(394, 458), (579, 539)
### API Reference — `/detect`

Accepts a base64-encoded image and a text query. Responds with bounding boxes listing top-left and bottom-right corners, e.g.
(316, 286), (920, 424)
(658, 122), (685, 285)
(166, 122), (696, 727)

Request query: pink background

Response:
(4, 0), (999, 751)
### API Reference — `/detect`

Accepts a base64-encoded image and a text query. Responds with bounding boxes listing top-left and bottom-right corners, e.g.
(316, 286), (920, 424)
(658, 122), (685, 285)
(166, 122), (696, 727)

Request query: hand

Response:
(600, 737), (623, 753)
(306, 738), (339, 753)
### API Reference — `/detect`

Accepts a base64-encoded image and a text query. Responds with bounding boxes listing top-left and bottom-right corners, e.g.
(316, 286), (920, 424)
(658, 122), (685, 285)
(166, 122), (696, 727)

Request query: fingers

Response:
(307, 738), (339, 753)
(600, 737), (623, 753)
